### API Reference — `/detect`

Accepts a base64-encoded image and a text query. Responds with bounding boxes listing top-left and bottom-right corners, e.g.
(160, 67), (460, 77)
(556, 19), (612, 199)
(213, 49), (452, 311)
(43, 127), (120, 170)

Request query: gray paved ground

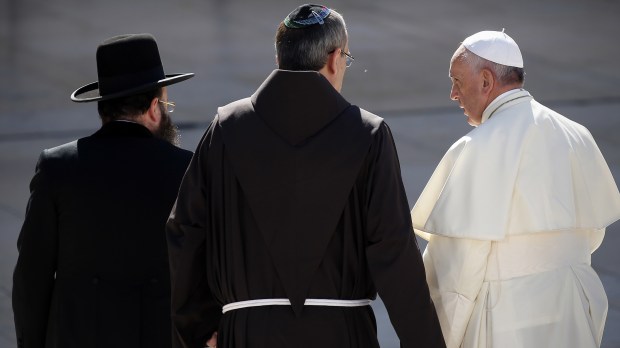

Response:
(1, 0), (619, 347)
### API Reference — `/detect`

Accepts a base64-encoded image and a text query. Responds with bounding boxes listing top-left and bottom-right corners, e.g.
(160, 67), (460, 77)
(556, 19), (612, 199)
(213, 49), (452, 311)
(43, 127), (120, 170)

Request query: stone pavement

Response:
(1, 0), (620, 346)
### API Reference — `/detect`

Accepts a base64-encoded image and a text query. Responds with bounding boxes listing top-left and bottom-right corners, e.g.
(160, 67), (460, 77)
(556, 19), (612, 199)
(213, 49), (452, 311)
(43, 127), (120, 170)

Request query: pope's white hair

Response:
(456, 45), (524, 86)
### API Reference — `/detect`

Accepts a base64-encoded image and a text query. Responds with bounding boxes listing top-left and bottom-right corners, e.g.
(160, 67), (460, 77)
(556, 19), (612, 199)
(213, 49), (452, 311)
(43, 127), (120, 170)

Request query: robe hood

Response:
(216, 70), (383, 314)
(250, 69), (351, 146)
(412, 90), (620, 241)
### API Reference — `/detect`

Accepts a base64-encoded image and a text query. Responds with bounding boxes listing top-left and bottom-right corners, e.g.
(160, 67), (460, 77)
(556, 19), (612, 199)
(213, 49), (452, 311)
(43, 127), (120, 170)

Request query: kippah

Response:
(284, 4), (331, 29)
(462, 29), (524, 68)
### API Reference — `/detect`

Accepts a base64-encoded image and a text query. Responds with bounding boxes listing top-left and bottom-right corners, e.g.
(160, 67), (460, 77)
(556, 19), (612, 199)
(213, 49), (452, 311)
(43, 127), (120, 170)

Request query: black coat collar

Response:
(93, 120), (153, 139)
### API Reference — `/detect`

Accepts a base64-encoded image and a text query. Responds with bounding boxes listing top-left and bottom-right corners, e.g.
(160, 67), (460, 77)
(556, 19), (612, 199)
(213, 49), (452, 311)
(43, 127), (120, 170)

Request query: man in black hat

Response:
(12, 33), (194, 348)
(167, 5), (445, 348)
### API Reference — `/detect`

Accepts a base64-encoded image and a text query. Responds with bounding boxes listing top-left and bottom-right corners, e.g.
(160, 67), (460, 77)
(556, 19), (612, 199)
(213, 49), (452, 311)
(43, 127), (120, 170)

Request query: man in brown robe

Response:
(166, 4), (445, 348)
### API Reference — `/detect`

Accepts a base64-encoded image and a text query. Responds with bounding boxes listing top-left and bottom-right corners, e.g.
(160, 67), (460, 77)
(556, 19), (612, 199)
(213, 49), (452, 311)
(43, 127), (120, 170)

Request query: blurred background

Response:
(1, 0), (620, 346)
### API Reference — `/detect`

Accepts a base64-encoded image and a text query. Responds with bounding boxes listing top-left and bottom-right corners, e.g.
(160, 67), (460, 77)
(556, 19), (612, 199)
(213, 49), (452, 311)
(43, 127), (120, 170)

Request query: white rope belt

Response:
(222, 298), (372, 314)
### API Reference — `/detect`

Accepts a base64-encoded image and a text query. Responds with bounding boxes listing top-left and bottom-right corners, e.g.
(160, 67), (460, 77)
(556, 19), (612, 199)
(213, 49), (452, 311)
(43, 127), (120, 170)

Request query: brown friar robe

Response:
(166, 70), (445, 348)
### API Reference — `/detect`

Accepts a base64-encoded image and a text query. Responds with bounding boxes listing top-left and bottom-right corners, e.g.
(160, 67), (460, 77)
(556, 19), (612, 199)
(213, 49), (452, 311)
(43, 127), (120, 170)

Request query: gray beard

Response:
(156, 105), (180, 146)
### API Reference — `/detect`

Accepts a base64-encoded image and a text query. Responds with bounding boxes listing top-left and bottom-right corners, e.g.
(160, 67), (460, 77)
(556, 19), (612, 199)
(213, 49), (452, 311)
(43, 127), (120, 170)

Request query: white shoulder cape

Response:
(412, 90), (620, 241)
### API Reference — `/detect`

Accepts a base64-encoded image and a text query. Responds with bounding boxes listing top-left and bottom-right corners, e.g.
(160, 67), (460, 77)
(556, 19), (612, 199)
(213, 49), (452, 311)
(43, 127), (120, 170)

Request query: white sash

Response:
(222, 298), (372, 313)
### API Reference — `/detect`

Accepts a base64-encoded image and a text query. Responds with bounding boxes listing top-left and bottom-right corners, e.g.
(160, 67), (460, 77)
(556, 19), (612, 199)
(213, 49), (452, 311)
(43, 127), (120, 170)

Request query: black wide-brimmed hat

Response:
(71, 33), (194, 102)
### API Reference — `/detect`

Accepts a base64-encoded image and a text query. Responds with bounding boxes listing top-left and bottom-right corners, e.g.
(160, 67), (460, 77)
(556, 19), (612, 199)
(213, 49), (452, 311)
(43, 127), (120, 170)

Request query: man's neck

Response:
(488, 83), (523, 104)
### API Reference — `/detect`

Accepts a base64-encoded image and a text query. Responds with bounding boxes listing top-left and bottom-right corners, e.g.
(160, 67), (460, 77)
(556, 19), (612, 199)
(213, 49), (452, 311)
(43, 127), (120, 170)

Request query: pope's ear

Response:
(481, 68), (495, 92)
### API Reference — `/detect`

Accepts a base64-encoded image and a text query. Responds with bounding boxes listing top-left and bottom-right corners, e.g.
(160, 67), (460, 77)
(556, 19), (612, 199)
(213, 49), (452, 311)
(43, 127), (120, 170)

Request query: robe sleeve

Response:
(167, 118), (222, 348)
(422, 235), (491, 348)
(364, 123), (446, 348)
(12, 152), (59, 348)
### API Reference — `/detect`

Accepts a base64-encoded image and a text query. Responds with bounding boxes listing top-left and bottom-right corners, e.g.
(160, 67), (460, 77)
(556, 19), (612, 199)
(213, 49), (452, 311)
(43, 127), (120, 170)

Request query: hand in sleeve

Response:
(423, 235), (491, 348)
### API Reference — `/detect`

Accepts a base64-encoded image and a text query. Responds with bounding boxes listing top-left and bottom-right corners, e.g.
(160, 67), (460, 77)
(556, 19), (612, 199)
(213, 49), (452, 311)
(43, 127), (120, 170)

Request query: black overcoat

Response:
(167, 70), (445, 348)
(13, 121), (192, 348)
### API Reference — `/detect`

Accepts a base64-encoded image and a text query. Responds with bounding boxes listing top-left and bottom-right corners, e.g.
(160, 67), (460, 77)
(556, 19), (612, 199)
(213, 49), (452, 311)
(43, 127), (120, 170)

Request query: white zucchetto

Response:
(462, 30), (524, 68)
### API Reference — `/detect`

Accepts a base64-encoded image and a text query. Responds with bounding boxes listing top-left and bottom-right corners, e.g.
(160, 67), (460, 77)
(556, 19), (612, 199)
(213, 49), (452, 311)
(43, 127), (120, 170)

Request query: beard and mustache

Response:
(155, 103), (180, 146)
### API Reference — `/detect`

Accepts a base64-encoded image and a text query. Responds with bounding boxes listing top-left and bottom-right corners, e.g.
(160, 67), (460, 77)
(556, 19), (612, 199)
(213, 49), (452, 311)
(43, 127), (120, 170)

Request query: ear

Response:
(481, 68), (495, 95)
(143, 97), (161, 132)
(318, 50), (340, 87)
(325, 49), (340, 75)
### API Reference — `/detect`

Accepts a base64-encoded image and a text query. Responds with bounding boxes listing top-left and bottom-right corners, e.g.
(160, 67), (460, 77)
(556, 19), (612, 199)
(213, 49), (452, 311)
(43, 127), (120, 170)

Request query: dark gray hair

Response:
(459, 46), (525, 86)
(97, 88), (162, 122)
(275, 9), (348, 71)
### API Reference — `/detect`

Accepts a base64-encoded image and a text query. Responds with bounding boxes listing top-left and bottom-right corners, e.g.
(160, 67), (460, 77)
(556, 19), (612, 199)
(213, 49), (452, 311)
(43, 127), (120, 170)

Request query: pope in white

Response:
(411, 30), (620, 348)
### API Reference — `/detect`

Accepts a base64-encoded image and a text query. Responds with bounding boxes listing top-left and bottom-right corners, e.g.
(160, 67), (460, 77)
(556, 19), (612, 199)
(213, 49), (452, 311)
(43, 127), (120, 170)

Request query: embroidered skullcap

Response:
(462, 29), (523, 68)
(284, 4), (331, 29)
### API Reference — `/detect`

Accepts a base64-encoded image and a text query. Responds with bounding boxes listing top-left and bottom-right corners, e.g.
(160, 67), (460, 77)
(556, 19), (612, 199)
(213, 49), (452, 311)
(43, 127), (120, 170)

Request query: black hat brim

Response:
(70, 73), (194, 103)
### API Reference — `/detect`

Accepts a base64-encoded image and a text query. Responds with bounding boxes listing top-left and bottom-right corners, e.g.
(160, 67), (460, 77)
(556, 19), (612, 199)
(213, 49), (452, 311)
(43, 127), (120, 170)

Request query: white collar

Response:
(113, 119), (140, 124)
(480, 88), (530, 124)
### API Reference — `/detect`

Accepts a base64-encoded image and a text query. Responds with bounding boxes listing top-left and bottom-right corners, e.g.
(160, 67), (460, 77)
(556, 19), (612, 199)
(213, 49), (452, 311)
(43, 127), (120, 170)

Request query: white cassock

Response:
(412, 89), (620, 348)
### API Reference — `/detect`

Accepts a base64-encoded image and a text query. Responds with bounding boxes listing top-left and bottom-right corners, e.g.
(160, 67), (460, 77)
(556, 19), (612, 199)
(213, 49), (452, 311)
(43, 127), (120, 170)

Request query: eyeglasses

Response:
(329, 48), (355, 68)
(158, 99), (175, 113)
(341, 49), (355, 68)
